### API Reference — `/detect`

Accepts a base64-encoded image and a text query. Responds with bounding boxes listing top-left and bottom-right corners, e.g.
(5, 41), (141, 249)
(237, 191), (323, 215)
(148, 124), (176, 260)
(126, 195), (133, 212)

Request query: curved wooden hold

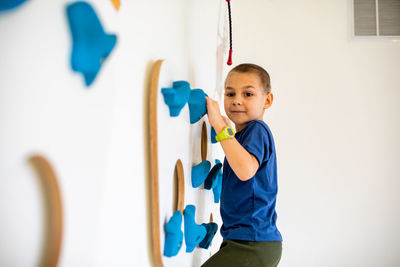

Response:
(174, 159), (185, 213)
(209, 213), (214, 247)
(201, 122), (208, 162)
(28, 155), (63, 267)
(110, 0), (120, 10)
(149, 59), (164, 267)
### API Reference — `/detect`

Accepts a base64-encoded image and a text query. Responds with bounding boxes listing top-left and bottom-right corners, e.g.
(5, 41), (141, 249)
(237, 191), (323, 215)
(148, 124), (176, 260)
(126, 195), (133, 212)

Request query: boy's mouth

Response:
(230, 110), (246, 114)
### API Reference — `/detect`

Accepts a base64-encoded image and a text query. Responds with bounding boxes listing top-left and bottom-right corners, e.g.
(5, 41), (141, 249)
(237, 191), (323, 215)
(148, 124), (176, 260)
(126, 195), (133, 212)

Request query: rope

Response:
(227, 0), (233, 65)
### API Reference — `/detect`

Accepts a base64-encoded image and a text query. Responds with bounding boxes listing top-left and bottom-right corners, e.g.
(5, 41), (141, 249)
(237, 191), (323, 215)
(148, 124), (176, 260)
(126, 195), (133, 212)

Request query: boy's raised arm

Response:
(206, 97), (259, 181)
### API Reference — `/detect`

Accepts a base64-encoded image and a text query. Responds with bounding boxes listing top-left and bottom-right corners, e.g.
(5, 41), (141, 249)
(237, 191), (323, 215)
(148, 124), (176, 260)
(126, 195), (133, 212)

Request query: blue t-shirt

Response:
(220, 120), (282, 241)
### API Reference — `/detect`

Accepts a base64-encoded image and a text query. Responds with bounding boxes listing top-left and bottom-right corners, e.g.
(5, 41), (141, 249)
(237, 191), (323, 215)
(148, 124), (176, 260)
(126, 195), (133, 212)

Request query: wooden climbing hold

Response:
(149, 59), (165, 267)
(28, 155), (63, 267)
(201, 122), (208, 162)
(174, 159), (185, 213)
(110, 0), (120, 11)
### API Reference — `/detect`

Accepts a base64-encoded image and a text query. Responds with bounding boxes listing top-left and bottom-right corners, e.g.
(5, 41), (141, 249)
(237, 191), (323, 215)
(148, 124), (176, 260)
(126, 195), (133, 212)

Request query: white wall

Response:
(231, 0), (400, 266)
(1, 0), (399, 267)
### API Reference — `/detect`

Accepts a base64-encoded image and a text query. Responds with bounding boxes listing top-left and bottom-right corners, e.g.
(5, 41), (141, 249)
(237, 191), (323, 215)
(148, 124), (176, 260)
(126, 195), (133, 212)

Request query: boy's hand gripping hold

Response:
(206, 97), (230, 133)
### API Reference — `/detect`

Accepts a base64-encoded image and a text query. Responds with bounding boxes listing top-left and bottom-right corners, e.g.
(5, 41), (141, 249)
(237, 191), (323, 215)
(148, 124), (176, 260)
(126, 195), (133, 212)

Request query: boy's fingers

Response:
(206, 97), (213, 106)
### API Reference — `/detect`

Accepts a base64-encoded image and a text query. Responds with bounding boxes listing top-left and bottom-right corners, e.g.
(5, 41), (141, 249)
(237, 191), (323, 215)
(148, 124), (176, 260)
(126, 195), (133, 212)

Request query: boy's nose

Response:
(232, 98), (242, 105)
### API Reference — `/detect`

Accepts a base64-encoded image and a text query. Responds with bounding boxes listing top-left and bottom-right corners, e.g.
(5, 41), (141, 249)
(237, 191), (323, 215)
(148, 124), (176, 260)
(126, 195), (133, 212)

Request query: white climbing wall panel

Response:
(0, 0), (223, 267)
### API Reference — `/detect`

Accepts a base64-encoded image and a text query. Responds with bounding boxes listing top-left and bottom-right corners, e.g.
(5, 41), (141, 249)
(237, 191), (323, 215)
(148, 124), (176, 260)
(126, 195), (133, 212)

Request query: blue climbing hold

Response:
(199, 222), (218, 249)
(191, 160), (211, 188)
(161, 80), (191, 117)
(163, 210), (183, 257)
(204, 161), (223, 190)
(188, 89), (208, 124)
(212, 159), (223, 203)
(0, 0), (28, 11)
(211, 127), (218, 144)
(66, 1), (117, 86)
(184, 205), (207, 253)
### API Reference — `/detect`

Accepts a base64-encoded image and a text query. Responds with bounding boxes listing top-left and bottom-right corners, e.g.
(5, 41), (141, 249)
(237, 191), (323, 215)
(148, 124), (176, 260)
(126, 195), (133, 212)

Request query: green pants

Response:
(201, 240), (282, 267)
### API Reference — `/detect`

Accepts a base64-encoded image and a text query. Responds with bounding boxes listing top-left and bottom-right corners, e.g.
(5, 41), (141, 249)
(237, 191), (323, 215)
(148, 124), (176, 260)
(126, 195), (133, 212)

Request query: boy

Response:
(202, 64), (282, 267)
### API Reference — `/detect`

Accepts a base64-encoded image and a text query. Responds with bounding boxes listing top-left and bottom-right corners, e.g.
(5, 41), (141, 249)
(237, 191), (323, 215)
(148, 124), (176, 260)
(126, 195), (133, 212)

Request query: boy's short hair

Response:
(229, 63), (271, 93)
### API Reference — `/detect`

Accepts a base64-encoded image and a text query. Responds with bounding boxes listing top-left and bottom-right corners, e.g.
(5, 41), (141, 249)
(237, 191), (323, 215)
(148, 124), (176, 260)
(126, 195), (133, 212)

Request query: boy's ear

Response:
(264, 92), (273, 110)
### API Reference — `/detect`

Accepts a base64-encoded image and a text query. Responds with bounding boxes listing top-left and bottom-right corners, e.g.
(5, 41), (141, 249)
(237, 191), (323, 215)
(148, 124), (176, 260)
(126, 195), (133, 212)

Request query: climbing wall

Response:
(0, 0), (229, 266)
(155, 60), (223, 266)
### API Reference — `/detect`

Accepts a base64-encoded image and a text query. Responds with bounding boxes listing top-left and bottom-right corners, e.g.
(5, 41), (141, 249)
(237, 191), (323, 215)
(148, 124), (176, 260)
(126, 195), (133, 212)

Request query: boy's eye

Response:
(226, 93), (235, 97)
(245, 92), (253, 97)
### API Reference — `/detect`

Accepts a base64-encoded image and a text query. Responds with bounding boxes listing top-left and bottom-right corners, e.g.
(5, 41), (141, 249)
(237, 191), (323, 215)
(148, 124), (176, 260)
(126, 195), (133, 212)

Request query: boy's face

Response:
(224, 71), (273, 131)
